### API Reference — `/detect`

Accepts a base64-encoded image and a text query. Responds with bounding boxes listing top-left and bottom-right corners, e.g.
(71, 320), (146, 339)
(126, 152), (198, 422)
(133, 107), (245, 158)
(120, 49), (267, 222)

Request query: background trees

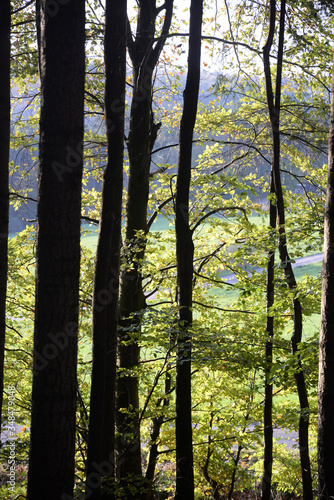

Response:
(0, 1), (333, 499)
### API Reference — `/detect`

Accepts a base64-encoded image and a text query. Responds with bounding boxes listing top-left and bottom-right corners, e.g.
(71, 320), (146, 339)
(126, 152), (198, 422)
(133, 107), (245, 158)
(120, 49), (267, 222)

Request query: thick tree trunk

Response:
(85, 1), (127, 499)
(27, 2), (85, 498)
(117, 65), (152, 487)
(0, 0), (10, 432)
(116, 2), (173, 495)
(263, 2), (312, 499)
(174, 0), (202, 498)
(318, 50), (334, 500)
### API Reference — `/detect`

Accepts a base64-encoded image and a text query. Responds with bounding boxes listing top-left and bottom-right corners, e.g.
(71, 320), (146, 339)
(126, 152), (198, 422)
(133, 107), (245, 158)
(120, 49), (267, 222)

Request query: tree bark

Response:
(116, 2), (173, 495)
(174, 0), (203, 498)
(263, 2), (312, 499)
(85, 1), (127, 499)
(262, 173), (276, 500)
(0, 0), (10, 432)
(145, 367), (172, 500)
(318, 49), (334, 500)
(27, 2), (85, 498)
(262, 6), (277, 497)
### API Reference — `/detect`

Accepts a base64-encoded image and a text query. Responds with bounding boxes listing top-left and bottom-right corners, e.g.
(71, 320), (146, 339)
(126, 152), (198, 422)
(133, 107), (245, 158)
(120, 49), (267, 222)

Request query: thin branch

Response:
(9, 192), (37, 203)
(5, 324), (23, 338)
(193, 270), (239, 288)
(137, 345), (176, 429)
(157, 32), (262, 55)
(150, 0), (174, 68)
(191, 206), (250, 234)
(11, 19), (35, 28)
(150, 142), (179, 156)
(146, 300), (174, 308)
(84, 90), (104, 110)
(147, 196), (173, 231)
(193, 300), (255, 315)
(81, 215), (99, 225)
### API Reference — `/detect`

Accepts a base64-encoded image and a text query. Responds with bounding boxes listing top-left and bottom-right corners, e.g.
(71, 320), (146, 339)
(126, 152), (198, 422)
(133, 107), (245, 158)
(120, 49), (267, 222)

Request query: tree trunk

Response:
(318, 49), (334, 500)
(263, 2), (312, 499)
(145, 368), (172, 499)
(27, 2), (85, 498)
(0, 0), (10, 432)
(174, 0), (202, 498)
(116, 2), (173, 495)
(262, 173), (276, 500)
(85, 1), (127, 499)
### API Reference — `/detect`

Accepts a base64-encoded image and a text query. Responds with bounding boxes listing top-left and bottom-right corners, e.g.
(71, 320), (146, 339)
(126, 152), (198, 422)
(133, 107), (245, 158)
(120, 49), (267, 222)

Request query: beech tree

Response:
(318, 49), (334, 500)
(175, 0), (203, 498)
(27, 1), (85, 498)
(261, 1), (283, 496)
(262, 1), (313, 498)
(117, 1), (173, 494)
(0, 0), (10, 431)
(85, 0), (127, 498)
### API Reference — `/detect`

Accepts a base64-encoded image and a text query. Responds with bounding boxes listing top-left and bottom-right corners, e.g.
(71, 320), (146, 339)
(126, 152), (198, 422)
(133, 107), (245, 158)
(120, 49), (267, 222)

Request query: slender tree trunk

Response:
(228, 445), (243, 500)
(0, 0), (10, 432)
(318, 50), (334, 500)
(201, 409), (221, 500)
(263, 2), (312, 499)
(262, 174), (276, 500)
(143, 328), (176, 499)
(27, 2), (85, 498)
(85, 1), (127, 499)
(175, 0), (202, 498)
(116, 2), (173, 495)
(144, 367), (172, 500)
